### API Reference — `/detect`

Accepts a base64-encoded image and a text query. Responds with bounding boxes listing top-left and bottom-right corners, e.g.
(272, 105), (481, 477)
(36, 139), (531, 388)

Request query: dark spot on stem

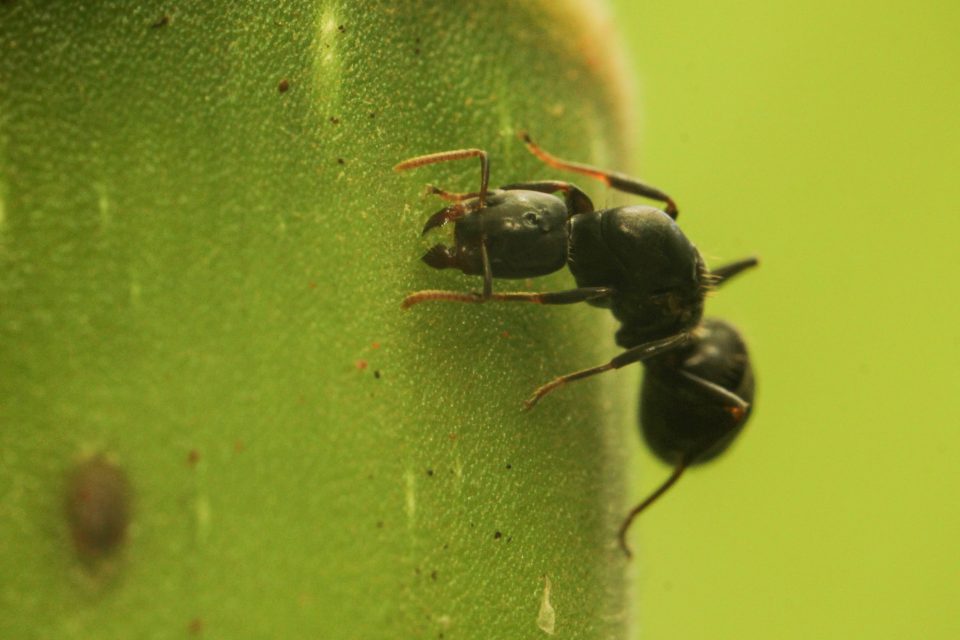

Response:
(493, 530), (502, 540)
(65, 454), (131, 560)
(277, 78), (290, 93)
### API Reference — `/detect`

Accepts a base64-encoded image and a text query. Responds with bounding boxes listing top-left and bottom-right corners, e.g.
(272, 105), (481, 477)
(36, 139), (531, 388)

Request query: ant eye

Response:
(522, 211), (539, 225)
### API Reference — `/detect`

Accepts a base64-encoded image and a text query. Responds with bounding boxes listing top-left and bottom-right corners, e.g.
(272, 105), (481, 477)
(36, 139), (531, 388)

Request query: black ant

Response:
(395, 133), (742, 410)
(617, 259), (757, 558)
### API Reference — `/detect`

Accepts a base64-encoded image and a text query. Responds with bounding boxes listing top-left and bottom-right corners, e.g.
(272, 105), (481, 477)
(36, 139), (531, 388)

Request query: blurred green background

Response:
(608, 1), (960, 638)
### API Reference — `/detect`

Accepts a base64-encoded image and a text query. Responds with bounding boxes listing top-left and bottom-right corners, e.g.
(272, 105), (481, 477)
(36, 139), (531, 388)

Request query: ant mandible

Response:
(618, 260), (757, 558)
(395, 133), (725, 409)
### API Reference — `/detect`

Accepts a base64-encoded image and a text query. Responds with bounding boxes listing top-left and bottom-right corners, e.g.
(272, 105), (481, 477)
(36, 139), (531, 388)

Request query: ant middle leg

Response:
(518, 132), (678, 218)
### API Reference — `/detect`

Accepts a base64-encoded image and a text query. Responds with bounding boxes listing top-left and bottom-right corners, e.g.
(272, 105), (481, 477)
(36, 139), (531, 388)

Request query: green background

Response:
(609, 1), (960, 638)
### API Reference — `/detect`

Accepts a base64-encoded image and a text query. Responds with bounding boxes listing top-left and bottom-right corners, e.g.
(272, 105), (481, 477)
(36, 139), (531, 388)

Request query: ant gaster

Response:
(618, 260), (757, 558)
(395, 134), (738, 410)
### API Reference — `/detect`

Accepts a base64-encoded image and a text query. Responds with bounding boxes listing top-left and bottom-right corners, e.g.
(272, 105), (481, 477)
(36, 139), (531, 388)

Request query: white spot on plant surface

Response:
(537, 575), (556, 635)
(404, 469), (416, 525)
(94, 182), (110, 229)
(0, 175), (7, 241)
(195, 496), (211, 543)
(312, 5), (344, 118)
(315, 7), (343, 73)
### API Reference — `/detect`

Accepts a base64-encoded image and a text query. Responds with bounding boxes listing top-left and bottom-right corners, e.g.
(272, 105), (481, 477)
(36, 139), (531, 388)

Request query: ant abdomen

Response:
(640, 318), (754, 465)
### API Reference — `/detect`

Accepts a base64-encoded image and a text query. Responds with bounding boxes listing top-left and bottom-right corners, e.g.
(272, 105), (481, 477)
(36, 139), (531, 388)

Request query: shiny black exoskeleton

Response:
(617, 258), (758, 558)
(396, 137), (760, 558)
(395, 134), (713, 407)
(641, 318), (754, 466)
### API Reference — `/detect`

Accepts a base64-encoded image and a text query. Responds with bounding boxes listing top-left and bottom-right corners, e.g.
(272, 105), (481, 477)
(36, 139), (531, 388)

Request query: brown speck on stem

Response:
(187, 449), (200, 466)
(150, 14), (170, 28)
(277, 78), (290, 93)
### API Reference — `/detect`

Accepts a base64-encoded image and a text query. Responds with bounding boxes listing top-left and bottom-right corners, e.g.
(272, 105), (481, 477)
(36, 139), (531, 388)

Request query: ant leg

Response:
(394, 148), (491, 205)
(523, 332), (690, 409)
(424, 184), (483, 202)
(480, 237), (493, 299)
(402, 286), (613, 309)
(618, 459), (688, 559)
(481, 287), (613, 304)
(710, 257), (759, 287)
(679, 370), (750, 420)
(421, 199), (485, 234)
(499, 180), (595, 216)
(518, 132), (678, 218)
(403, 235), (495, 307)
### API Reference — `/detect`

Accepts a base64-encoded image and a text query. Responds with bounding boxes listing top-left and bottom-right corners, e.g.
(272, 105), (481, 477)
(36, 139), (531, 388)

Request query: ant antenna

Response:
(618, 458), (688, 558)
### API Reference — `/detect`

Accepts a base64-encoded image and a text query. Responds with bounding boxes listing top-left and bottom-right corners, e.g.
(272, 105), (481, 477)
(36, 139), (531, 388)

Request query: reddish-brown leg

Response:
(394, 148), (490, 205)
(518, 132), (678, 218)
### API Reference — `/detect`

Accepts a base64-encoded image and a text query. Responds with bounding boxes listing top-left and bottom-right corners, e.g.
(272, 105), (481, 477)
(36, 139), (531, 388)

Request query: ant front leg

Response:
(394, 148), (491, 206)
(518, 132), (679, 218)
(420, 198), (486, 235)
(524, 332), (691, 409)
